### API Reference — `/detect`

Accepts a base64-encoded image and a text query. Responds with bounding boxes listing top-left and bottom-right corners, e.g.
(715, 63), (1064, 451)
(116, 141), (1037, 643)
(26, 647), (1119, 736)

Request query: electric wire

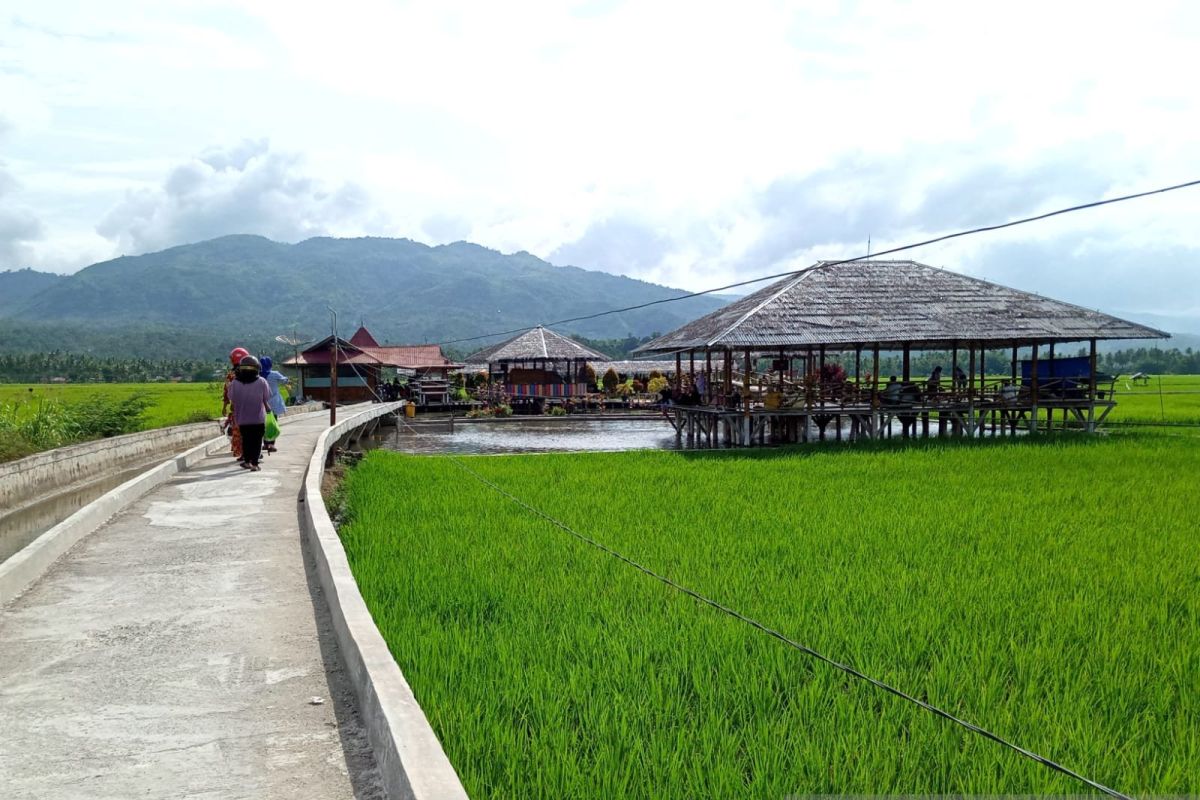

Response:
(436, 176), (1200, 348)
(326, 359), (1133, 798)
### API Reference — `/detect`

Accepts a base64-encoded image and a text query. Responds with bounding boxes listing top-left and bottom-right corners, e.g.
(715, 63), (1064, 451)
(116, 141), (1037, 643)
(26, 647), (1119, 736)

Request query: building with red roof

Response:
(283, 326), (461, 404)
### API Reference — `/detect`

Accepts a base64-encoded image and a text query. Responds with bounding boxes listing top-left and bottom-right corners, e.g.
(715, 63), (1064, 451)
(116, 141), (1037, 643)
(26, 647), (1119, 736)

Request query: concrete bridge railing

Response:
(301, 401), (470, 800)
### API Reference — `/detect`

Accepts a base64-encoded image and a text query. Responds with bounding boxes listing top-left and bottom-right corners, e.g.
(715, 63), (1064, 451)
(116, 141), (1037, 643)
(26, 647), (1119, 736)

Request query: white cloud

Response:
(96, 140), (386, 254)
(0, 0), (1197, 319)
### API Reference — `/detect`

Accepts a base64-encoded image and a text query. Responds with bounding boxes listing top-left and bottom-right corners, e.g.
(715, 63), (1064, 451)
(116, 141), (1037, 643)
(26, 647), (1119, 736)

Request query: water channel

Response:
(0, 461), (162, 565)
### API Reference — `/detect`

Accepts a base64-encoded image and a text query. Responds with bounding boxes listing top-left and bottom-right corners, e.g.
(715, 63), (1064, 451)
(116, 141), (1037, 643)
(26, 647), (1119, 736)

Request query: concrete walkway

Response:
(0, 413), (384, 799)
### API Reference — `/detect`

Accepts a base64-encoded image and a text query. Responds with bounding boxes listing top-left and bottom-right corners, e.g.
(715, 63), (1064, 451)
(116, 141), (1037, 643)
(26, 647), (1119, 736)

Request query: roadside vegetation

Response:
(0, 383), (222, 462)
(338, 434), (1197, 798)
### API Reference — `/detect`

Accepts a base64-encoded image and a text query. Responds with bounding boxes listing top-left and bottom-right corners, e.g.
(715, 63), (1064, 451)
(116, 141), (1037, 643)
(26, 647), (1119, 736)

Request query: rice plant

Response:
(339, 434), (1199, 798)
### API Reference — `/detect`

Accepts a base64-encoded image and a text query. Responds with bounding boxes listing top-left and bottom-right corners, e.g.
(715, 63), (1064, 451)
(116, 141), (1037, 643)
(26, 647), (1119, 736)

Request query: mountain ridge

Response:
(0, 235), (727, 357)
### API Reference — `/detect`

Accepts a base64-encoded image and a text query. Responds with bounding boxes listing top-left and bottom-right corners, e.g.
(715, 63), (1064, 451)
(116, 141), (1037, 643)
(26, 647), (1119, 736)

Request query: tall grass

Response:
(0, 383), (223, 462)
(339, 435), (1198, 798)
(0, 393), (153, 462)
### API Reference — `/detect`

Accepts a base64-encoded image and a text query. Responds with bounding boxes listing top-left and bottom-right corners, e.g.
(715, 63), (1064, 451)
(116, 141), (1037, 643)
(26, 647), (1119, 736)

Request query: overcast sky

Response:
(2, 1), (1198, 325)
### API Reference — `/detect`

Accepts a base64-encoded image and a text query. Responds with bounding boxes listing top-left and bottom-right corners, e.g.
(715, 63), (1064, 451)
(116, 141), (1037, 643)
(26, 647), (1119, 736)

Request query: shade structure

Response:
(466, 325), (609, 363)
(635, 260), (1168, 353)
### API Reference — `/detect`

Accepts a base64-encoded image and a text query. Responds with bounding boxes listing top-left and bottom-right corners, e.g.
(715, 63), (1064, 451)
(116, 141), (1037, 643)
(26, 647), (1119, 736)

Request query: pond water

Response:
(362, 417), (686, 456)
(0, 462), (157, 565)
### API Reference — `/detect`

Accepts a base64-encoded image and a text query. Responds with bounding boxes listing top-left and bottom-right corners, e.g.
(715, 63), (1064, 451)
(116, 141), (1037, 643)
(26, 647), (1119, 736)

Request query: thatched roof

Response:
(636, 260), (1168, 353)
(466, 325), (609, 363)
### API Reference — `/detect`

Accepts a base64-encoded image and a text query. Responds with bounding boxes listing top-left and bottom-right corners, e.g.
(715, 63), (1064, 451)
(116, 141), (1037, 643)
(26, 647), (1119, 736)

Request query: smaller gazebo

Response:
(466, 325), (608, 400)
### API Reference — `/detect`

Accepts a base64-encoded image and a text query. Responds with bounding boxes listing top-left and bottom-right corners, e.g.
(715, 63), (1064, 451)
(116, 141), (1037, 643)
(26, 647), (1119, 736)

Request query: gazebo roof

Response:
(635, 260), (1168, 353)
(467, 325), (609, 363)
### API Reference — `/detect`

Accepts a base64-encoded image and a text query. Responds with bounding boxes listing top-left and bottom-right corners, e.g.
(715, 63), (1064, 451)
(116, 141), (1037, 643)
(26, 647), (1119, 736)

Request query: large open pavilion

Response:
(635, 260), (1167, 446)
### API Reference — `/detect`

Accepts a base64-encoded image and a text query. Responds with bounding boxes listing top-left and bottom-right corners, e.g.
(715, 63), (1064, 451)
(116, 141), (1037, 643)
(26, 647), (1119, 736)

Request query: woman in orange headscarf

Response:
(222, 347), (250, 460)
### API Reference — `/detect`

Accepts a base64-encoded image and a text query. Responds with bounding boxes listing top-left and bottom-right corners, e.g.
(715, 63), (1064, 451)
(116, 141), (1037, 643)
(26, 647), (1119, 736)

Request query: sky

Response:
(2, 0), (1198, 327)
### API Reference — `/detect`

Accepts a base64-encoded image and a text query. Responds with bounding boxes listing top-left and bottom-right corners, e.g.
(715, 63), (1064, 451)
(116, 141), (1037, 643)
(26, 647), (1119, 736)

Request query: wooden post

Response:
(1030, 343), (1039, 434)
(978, 346), (986, 436)
(705, 350), (713, 403)
(968, 346), (976, 400)
(724, 347), (733, 398)
(689, 350), (695, 385)
(965, 345), (975, 436)
(778, 348), (785, 390)
(872, 344), (880, 439)
(819, 345), (826, 409)
(743, 348), (752, 445)
(329, 338), (338, 425)
(675, 352), (682, 391)
(902, 344), (911, 382)
(1088, 337), (1098, 433)
(1011, 346), (1018, 383)
(951, 343), (958, 397)
(854, 346), (862, 388)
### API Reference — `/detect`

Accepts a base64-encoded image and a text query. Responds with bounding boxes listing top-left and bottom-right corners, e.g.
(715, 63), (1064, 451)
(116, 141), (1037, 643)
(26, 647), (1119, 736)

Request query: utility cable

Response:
(436, 177), (1200, 348)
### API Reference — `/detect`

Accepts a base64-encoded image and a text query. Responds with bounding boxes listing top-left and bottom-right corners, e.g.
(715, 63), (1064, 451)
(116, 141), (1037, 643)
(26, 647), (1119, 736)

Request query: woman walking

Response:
(221, 347), (250, 460)
(227, 355), (272, 471)
(258, 355), (290, 453)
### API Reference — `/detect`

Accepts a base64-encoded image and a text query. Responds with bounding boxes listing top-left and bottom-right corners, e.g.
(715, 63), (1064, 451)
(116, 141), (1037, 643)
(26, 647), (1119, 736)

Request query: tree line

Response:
(2, 345), (1197, 385)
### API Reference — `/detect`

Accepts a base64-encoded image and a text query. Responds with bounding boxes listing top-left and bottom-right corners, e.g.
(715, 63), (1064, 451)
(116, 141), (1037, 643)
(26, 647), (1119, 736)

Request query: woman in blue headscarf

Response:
(259, 356), (291, 452)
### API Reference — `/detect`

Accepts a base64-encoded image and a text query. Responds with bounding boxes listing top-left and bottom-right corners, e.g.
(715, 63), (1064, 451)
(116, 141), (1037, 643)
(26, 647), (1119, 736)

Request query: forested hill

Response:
(0, 268), (65, 315)
(0, 235), (725, 355)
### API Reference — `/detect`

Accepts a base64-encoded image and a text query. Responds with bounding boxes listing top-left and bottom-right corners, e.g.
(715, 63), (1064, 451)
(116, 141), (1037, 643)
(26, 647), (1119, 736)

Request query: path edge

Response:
(0, 408), (329, 608)
(301, 401), (470, 800)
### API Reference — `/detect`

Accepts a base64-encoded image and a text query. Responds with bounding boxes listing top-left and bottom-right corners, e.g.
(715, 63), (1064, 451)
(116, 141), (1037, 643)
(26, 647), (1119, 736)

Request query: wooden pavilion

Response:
(466, 325), (608, 401)
(283, 326), (461, 404)
(634, 260), (1168, 445)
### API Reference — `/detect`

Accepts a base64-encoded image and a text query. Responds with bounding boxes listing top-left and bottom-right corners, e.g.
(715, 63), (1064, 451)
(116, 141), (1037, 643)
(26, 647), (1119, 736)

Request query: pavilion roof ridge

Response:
(633, 258), (1168, 353)
(709, 266), (817, 346)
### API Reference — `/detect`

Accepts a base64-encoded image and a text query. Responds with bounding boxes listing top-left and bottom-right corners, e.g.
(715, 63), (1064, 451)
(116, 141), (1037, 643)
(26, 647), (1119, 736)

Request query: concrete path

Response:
(0, 413), (385, 799)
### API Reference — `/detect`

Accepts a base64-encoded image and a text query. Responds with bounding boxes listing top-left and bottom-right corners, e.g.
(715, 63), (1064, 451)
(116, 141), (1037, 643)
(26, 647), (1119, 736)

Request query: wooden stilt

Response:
(1030, 343), (1040, 434)
(1087, 338), (1098, 433)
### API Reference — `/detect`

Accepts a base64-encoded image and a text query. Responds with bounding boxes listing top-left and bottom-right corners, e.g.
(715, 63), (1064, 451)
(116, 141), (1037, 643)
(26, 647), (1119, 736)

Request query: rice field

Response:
(1107, 374), (1200, 425)
(0, 383), (226, 461)
(0, 382), (225, 429)
(338, 434), (1198, 798)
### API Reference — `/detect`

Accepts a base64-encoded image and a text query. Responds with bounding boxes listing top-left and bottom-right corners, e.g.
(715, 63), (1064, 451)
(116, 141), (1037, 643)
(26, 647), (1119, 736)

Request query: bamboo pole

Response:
(1030, 343), (1040, 434)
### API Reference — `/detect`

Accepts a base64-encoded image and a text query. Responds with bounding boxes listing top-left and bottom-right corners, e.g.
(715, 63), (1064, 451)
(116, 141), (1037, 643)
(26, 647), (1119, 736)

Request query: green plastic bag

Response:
(265, 412), (281, 441)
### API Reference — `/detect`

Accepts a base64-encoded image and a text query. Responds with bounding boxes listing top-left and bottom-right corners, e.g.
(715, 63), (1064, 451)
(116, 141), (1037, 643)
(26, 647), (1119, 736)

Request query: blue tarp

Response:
(1020, 355), (1092, 381)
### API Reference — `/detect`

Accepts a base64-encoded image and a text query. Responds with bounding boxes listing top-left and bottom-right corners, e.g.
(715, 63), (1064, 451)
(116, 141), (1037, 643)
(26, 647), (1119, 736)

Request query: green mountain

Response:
(2, 235), (726, 358)
(0, 268), (66, 315)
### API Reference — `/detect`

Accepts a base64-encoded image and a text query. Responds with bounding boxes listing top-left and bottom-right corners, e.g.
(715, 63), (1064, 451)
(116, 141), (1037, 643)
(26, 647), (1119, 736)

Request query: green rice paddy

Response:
(0, 382), (224, 429)
(1107, 374), (1200, 425)
(339, 435), (1198, 798)
(0, 382), (225, 461)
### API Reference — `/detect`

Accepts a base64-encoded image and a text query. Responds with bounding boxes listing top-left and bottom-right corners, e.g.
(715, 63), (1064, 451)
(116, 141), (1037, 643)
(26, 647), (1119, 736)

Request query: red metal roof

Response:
(284, 341), (459, 370)
(348, 326), (380, 347)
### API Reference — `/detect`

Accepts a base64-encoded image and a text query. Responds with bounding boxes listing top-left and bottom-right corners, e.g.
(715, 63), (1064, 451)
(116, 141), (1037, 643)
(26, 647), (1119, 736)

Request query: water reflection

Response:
(364, 418), (685, 456)
(0, 464), (153, 565)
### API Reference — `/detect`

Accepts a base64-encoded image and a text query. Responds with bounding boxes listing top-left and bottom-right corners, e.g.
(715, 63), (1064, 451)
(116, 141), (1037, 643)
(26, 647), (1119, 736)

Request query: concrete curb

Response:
(301, 402), (470, 800)
(1, 421), (217, 513)
(1, 405), (337, 608)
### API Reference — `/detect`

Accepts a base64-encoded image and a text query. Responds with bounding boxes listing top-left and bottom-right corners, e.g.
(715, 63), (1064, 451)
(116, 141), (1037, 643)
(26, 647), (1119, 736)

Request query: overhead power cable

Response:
(437, 176), (1200, 348)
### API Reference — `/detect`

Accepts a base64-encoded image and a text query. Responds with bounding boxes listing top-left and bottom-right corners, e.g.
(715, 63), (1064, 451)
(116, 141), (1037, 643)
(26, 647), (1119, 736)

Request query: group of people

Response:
(221, 347), (291, 472)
